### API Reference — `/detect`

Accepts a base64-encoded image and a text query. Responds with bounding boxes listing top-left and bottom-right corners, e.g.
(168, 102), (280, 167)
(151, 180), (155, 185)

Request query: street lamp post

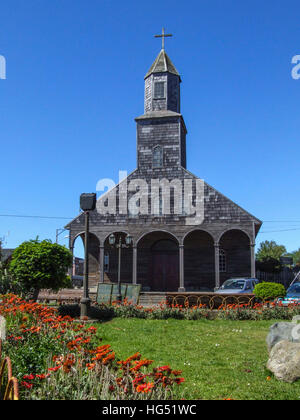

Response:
(56, 228), (66, 244)
(80, 193), (97, 319)
(109, 233), (133, 302)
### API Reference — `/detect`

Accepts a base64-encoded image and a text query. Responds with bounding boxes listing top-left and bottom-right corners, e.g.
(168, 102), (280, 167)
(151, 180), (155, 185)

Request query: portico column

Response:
(178, 245), (185, 292)
(99, 245), (105, 284)
(69, 246), (74, 280)
(132, 246), (137, 285)
(250, 243), (256, 278)
(214, 243), (220, 290)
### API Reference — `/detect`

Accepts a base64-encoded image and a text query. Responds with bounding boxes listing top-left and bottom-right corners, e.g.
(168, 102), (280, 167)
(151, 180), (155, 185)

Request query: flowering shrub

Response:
(75, 298), (300, 322)
(58, 300), (213, 321)
(0, 294), (184, 400)
(216, 301), (300, 321)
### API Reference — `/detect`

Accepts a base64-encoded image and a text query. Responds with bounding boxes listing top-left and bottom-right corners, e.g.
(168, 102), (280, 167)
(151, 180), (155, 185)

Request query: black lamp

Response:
(108, 232), (133, 302)
(79, 193), (96, 320)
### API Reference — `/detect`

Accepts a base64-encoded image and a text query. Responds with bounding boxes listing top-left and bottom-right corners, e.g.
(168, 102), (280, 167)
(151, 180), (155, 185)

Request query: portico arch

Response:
(71, 232), (100, 288)
(183, 230), (215, 291)
(102, 231), (133, 284)
(219, 229), (251, 285)
(137, 231), (179, 291)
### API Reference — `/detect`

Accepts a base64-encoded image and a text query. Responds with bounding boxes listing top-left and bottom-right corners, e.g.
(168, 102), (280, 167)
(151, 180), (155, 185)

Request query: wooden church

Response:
(66, 34), (262, 293)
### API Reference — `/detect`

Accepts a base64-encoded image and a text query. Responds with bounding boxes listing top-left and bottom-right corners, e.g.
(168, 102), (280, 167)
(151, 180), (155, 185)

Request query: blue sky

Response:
(0, 0), (299, 256)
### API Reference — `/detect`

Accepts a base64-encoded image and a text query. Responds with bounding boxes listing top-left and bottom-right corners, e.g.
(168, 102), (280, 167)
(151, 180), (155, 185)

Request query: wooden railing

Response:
(0, 339), (19, 400)
(166, 292), (256, 309)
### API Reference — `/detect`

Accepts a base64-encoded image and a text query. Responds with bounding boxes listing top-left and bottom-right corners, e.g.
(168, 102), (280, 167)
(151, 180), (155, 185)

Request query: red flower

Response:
(48, 366), (61, 372)
(35, 374), (49, 380)
(157, 365), (172, 373)
(23, 374), (35, 380)
(21, 381), (33, 389)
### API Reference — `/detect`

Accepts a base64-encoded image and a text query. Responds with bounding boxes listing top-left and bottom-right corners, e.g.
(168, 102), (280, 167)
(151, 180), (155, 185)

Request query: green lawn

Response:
(95, 318), (300, 400)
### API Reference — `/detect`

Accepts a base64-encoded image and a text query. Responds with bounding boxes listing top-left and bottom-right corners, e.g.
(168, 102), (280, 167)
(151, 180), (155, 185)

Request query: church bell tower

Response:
(135, 29), (187, 172)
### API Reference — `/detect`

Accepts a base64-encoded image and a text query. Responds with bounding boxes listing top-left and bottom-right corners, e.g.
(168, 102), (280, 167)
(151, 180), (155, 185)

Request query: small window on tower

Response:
(154, 82), (165, 99)
(153, 146), (163, 168)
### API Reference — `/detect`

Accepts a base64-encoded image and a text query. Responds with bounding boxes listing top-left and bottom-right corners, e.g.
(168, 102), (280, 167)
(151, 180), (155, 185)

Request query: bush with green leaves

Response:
(0, 264), (23, 295)
(253, 282), (286, 300)
(9, 239), (72, 300)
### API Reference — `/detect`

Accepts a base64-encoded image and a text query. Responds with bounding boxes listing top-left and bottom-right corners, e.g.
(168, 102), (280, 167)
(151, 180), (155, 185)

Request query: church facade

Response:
(66, 47), (262, 292)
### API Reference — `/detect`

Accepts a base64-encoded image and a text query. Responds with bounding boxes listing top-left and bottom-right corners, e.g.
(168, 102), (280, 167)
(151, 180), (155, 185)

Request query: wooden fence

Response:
(256, 270), (297, 288)
(0, 339), (19, 400)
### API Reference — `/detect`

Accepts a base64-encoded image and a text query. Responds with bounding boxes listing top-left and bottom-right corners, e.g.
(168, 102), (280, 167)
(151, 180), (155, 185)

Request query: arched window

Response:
(153, 146), (163, 168)
(219, 249), (227, 272)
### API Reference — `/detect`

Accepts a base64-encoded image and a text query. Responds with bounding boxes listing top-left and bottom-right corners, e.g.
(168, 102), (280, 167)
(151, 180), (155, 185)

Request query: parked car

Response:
(215, 278), (259, 295)
(277, 282), (300, 306)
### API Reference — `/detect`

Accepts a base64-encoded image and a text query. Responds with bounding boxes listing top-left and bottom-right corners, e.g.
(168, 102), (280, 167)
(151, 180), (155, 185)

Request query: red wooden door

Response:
(151, 253), (179, 291)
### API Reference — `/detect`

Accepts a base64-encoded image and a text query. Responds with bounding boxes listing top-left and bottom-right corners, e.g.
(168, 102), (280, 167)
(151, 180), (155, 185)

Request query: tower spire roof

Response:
(144, 49), (180, 79)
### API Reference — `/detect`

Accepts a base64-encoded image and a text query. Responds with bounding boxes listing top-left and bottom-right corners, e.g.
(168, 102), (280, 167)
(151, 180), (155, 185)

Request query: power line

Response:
(0, 214), (300, 234)
(0, 214), (72, 220)
(259, 228), (300, 234)
(263, 221), (300, 223)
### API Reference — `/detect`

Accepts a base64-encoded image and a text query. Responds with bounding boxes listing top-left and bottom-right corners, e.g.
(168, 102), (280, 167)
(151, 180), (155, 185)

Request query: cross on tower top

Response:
(154, 27), (173, 50)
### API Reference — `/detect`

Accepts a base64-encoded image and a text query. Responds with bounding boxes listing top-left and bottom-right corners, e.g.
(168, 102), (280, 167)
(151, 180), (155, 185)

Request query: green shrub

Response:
(57, 304), (115, 321)
(253, 282), (286, 300)
(9, 239), (72, 301)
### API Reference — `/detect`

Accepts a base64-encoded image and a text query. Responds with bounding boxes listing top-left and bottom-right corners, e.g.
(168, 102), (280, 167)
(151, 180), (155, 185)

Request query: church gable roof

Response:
(65, 167), (262, 233)
(145, 49), (180, 79)
(182, 168), (262, 227)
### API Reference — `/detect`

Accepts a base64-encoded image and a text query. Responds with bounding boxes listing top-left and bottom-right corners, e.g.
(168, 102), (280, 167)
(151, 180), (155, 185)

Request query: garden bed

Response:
(56, 299), (300, 322)
(0, 294), (184, 400)
(95, 317), (300, 400)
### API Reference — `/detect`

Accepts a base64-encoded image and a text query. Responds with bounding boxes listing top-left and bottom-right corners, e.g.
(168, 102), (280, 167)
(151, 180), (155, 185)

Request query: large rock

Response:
(0, 315), (6, 341)
(292, 315), (300, 324)
(267, 340), (300, 383)
(266, 322), (300, 351)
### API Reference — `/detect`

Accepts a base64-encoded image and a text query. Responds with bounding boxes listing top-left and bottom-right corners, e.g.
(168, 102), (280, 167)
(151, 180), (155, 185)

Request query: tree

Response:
(256, 257), (282, 274)
(287, 248), (300, 267)
(9, 239), (73, 300)
(256, 241), (287, 262)
(256, 240), (287, 274)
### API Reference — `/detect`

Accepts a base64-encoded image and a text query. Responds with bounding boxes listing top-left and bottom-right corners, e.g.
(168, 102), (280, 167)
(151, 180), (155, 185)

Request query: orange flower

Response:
(86, 363), (96, 371)
(131, 359), (153, 372)
(102, 352), (115, 365)
(118, 352), (141, 366)
(136, 382), (154, 393)
(92, 349), (112, 361)
(171, 370), (183, 376)
(174, 377), (185, 385)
